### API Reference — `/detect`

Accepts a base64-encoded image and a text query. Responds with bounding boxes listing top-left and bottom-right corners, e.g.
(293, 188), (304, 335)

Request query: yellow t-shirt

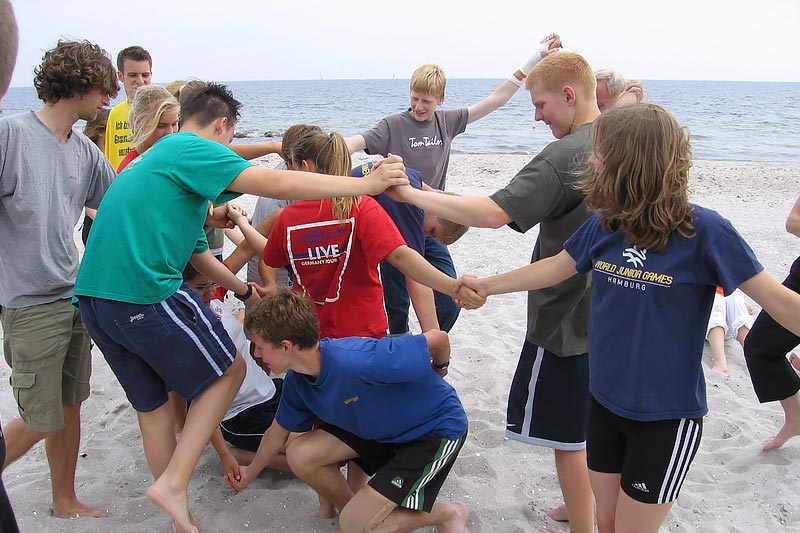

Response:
(103, 100), (132, 170)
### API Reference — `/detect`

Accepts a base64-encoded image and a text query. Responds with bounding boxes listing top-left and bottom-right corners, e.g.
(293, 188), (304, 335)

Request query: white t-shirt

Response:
(209, 299), (277, 420)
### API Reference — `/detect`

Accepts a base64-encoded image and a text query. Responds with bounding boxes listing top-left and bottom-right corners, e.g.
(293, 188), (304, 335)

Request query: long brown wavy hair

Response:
(580, 102), (694, 253)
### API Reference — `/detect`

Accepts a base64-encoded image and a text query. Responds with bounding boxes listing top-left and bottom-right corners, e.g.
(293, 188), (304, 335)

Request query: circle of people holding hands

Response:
(2, 6), (800, 532)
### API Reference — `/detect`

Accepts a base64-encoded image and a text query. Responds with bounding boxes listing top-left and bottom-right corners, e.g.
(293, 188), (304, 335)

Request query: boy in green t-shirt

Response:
(74, 83), (409, 533)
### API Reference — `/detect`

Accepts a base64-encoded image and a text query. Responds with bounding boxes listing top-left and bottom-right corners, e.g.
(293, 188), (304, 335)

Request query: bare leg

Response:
(588, 469), (620, 533)
(146, 355), (245, 533)
(554, 449), (594, 533)
(614, 489), (673, 533)
(168, 391), (187, 436)
(707, 327), (730, 374)
(763, 391), (800, 450)
(47, 403), (108, 517)
(137, 402), (178, 478)
(340, 485), (469, 533)
(2, 418), (44, 467)
(286, 429), (359, 515)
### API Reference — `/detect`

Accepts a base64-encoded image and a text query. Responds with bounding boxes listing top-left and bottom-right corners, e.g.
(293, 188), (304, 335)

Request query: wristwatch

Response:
(433, 360), (449, 370)
(234, 284), (253, 302)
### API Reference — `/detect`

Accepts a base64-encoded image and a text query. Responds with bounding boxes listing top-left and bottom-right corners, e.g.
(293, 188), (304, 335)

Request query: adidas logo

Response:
(391, 476), (404, 489)
(632, 482), (650, 493)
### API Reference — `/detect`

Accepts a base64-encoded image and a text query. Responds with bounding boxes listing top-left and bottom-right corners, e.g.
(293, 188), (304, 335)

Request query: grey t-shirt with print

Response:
(0, 111), (115, 308)
(490, 123), (593, 357)
(361, 108), (468, 190)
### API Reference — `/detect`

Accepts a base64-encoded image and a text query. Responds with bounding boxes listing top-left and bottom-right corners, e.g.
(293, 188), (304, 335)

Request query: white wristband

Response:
(508, 75), (523, 88)
(519, 42), (550, 76)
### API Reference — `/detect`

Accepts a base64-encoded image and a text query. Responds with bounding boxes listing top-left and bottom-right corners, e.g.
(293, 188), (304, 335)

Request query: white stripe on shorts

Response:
(520, 346), (545, 438)
(402, 437), (461, 511)
(657, 418), (701, 504)
(159, 290), (230, 375)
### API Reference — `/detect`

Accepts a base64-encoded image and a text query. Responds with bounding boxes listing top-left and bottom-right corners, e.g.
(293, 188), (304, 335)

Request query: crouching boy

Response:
(231, 289), (470, 532)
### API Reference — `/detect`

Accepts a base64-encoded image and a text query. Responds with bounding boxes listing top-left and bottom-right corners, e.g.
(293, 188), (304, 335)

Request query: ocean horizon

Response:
(3, 79), (798, 162)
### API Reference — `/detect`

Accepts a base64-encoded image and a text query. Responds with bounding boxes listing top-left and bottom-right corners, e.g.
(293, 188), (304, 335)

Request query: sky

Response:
(7, 0), (800, 87)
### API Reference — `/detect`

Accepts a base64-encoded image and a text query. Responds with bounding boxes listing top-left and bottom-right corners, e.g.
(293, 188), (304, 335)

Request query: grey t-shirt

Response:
(0, 111), (115, 308)
(490, 123), (593, 356)
(247, 195), (291, 287)
(361, 108), (468, 190)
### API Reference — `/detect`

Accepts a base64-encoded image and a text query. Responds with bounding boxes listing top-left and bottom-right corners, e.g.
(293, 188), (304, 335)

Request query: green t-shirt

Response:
(74, 132), (252, 304)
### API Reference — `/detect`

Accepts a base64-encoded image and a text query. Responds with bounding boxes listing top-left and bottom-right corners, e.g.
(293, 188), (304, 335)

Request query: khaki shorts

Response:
(1, 299), (92, 432)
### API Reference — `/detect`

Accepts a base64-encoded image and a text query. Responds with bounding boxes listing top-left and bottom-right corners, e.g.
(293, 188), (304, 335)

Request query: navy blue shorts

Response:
(78, 285), (237, 412)
(506, 340), (590, 451)
(220, 378), (283, 452)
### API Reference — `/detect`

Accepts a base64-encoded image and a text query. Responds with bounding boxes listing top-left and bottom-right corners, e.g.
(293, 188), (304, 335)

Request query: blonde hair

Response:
(581, 103), (694, 253)
(289, 129), (358, 222)
(410, 64), (446, 100)
(526, 51), (596, 98)
(129, 85), (179, 152)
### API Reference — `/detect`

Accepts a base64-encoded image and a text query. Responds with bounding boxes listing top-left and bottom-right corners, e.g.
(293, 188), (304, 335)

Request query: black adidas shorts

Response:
(587, 397), (702, 504)
(321, 423), (466, 513)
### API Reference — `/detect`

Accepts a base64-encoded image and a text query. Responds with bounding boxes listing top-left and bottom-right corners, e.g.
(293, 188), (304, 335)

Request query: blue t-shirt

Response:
(564, 205), (763, 421)
(75, 133), (252, 304)
(352, 163), (425, 255)
(276, 335), (467, 442)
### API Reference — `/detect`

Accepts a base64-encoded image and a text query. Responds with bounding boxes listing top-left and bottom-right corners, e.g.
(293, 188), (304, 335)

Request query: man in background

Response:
(594, 68), (644, 112)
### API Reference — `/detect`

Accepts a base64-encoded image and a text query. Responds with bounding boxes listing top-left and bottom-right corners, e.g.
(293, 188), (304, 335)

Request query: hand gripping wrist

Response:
(519, 42), (550, 76)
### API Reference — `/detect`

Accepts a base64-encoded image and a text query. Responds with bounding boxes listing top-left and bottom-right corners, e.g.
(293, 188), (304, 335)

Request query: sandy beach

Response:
(2, 154), (799, 532)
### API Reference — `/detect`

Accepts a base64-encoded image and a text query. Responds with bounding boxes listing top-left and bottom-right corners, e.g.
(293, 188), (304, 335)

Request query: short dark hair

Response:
(179, 82), (241, 129)
(244, 289), (320, 349)
(117, 45), (152, 71)
(33, 40), (118, 104)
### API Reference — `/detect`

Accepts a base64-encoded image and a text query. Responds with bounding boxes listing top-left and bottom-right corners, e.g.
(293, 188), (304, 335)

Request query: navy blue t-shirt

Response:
(275, 335), (467, 442)
(564, 205), (763, 421)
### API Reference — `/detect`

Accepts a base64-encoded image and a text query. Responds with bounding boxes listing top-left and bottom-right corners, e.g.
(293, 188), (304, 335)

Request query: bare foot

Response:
(147, 478), (197, 533)
(711, 362), (730, 374)
(50, 500), (110, 519)
(172, 514), (199, 533)
(789, 352), (800, 372)
(318, 496), (337, 519)
(546, 502), (568, 522)
(437, 501), (470, 533)
(763, 419), (800, 450)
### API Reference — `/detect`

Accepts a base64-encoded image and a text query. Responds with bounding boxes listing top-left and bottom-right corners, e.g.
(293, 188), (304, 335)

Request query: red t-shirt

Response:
(264, 196), (405, 338)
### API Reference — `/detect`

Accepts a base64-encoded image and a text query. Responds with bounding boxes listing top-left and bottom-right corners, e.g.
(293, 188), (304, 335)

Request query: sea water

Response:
(3, 79), (798, 161)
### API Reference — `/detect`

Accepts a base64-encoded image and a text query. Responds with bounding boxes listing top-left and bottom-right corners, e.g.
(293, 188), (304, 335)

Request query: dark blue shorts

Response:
(78, 285), (237, 412)
(220, 378), (283, 452)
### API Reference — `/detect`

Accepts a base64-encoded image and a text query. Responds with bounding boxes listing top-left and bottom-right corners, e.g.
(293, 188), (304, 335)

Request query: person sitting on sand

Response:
(453, 102), (800, 533)
(706, 288), (754, 374)
(72, 82), (409, 533)
(182, 263), (293, 474)
(743, 194), (800, 450)
(229, 289), (472, 532)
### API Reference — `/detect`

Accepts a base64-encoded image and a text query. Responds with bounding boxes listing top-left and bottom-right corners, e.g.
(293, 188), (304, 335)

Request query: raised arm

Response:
(227, 154), (407, 199)
(467, 33), (562, 124)
(344, 134), (367, 154)
(230, 141), (281, 161)
(385, 245), (484, 309)
(224, 207), (285, 274)
(456, 249), (578, 297)
(740, 271), (800, 337)
(392, 186), (511, 228)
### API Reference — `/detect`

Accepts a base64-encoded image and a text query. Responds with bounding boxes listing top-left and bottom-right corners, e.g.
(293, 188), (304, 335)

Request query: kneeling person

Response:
(232, 290), (470, 532)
